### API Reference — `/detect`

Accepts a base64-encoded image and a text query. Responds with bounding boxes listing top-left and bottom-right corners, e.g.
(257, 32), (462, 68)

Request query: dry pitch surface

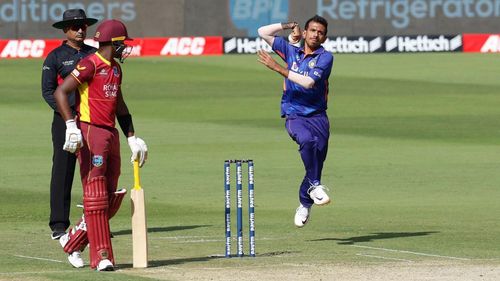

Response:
(122, 261), (500, 281)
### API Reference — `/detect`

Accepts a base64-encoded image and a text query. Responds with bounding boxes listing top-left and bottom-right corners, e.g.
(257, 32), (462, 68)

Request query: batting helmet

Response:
(94, 19), (132, 42)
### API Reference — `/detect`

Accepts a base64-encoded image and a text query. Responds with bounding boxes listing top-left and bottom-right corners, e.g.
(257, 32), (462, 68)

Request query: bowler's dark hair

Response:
(305, 15), (328, 35)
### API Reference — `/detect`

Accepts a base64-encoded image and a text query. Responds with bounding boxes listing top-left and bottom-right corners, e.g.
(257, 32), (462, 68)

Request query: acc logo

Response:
(92, 155), (104, 167)
(112, 66), (120, 77)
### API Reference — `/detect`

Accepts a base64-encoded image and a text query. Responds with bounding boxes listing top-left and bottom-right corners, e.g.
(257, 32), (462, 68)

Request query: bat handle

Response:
(133, 160), (141, 190)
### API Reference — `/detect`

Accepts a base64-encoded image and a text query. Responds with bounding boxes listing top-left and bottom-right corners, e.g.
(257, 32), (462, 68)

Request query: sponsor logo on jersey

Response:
(103, 84), (119, 98)
(99, 68), (108, 76)
(76, 64), (86, 71)
(62, 60), (74, 66)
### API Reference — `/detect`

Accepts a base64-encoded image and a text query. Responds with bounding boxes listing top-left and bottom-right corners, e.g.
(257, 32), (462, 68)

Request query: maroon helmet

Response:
(94, 19), (132, 42)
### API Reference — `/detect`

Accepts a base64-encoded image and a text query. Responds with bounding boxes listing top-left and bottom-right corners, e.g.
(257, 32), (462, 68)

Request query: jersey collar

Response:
(96, 51), (112, 66)
(299, 45), (326, 56)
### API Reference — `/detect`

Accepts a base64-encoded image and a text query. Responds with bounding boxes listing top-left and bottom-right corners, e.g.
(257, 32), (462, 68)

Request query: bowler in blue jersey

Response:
(257, 15), (333, 228)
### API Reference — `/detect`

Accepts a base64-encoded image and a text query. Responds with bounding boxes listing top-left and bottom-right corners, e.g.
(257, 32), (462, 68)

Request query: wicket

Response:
(224, 159), (255, 257)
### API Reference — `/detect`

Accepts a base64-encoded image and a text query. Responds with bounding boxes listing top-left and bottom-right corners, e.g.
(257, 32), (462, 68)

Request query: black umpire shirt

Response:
(42, 41), (97, 111)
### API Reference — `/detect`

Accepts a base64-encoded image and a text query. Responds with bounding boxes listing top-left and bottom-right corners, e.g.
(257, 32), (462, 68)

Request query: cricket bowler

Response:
(257, 15), (333, 227)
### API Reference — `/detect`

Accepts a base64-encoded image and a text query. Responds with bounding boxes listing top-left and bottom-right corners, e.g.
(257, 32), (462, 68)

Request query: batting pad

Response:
(84, 176), (114, 269)
(63, 216), (89, 253)
(109, 188), (127, 218)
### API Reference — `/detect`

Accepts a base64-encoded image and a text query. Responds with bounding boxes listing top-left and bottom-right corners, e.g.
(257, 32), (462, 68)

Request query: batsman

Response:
(54, 19), (147, 271)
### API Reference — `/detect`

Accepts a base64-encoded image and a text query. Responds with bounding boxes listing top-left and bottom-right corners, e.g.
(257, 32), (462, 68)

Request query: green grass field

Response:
(0, 53), (499, 280)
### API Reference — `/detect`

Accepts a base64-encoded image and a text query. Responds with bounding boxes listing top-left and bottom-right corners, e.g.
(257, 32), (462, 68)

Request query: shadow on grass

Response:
(117, 251), (300, 269)
(117, 251), (298, 269)
(308, 231), (439, 245)
(112, 225), (211, 236)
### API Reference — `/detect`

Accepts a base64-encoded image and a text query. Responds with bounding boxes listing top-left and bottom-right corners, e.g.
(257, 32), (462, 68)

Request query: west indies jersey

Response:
(70, 52), (122, 128)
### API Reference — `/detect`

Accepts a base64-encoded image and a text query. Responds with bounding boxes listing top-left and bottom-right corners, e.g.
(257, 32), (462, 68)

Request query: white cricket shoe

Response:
(308, 185), (331, 205)
(68, 251), (84, 268)
(59, 233), (84, 268)
(97, 259), (114, 271)
(294, 204), (311, 228)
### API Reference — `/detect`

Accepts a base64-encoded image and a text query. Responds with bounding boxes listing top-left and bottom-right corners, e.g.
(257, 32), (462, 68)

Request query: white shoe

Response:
(68, 251), (84, 268)
(60, 233), (84, 268)
(308, 185), (331, 205)
(294, 204), (311, 228)
(97, 259), (114, 271)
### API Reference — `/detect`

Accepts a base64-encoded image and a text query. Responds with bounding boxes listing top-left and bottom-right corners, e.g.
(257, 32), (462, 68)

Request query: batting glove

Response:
(128, 136), (148, 167)
(63, 120), (82, 153)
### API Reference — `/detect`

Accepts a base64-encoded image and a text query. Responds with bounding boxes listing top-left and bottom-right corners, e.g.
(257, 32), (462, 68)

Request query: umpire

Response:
(41, 9), (97, 240)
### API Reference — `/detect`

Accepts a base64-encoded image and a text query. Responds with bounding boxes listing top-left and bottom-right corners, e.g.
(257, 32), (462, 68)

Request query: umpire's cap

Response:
(52, 9), (97, 29)
(94, 19), (133, 42)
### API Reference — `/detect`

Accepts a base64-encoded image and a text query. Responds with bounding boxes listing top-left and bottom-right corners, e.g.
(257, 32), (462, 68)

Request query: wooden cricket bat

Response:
(131, 160), (148, 268)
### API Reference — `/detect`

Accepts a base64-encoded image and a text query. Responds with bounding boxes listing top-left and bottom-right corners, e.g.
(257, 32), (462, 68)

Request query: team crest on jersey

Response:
(291, 61), (299, 72)
(308, 60), (316, 68)
(92, 155), (104, 167)
(112, 66), (120, 77)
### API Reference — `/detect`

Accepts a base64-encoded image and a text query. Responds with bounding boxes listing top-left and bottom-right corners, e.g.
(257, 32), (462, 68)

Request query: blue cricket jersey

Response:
(272, 36), (334, 117)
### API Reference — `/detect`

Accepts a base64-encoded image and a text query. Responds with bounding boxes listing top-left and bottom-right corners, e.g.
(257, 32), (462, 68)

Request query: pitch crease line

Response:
(356, 253), (413, 262)
(13, 255), (64, 263)
(350, 245), (470, 260)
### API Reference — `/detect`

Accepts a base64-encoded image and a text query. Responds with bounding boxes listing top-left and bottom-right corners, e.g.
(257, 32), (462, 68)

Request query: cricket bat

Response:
(131, 160), (148, 268)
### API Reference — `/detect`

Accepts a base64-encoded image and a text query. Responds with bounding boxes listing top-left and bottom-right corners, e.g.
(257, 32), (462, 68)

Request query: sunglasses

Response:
(69, 24), (88, 31)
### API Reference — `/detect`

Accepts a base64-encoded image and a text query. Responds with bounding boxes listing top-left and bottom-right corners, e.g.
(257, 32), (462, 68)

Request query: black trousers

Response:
(49, 112), (77, 231)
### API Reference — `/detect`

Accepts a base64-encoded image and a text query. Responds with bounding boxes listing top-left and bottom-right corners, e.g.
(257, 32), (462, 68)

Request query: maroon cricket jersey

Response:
(70, 52), (122, 128)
